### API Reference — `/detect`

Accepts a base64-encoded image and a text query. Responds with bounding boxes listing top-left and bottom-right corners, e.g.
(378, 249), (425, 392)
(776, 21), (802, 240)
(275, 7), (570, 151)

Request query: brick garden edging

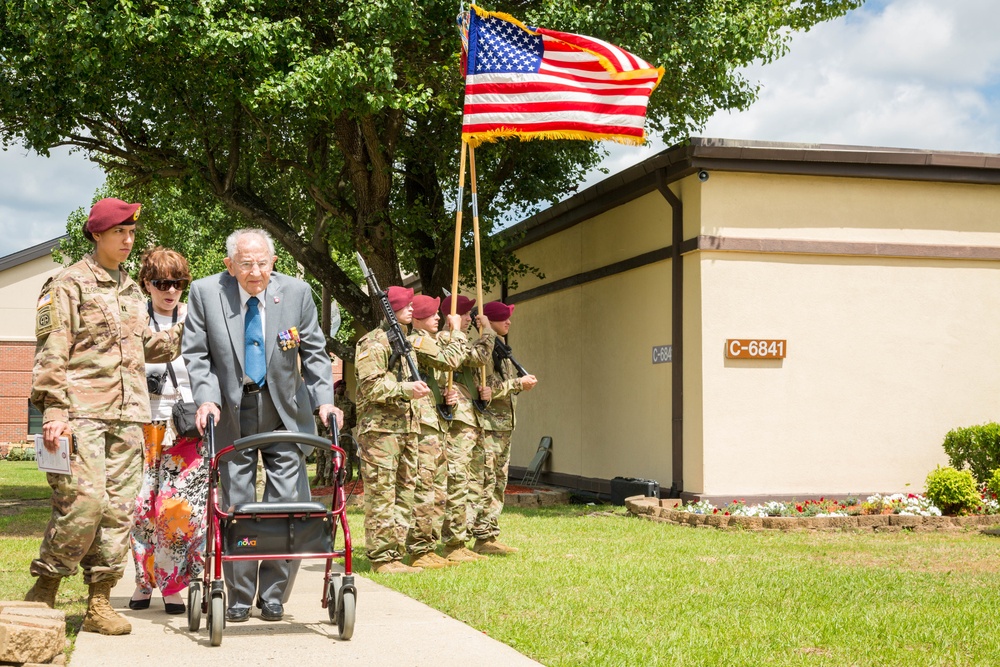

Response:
(624, 496), (1000, 532)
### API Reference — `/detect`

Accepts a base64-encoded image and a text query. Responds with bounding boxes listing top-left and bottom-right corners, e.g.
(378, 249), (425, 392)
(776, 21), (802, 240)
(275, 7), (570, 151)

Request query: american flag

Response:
(461, 5), (663, 146)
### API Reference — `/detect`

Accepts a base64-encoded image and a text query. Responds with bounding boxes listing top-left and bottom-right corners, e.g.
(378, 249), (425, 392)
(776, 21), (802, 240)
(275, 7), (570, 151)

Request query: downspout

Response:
(656, 171), (684, 498)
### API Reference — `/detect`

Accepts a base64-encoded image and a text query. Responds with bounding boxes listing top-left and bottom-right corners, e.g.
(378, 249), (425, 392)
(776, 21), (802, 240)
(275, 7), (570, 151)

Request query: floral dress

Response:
(130, 308), (208, 596)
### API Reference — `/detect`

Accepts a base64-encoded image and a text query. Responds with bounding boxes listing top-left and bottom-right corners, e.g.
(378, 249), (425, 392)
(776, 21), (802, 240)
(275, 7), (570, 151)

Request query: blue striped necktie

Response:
(245, 296), (265, 386)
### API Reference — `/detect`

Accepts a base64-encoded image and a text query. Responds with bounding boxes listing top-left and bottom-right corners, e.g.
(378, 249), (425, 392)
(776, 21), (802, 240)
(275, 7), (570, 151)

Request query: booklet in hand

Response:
(34, 434), (73, 475)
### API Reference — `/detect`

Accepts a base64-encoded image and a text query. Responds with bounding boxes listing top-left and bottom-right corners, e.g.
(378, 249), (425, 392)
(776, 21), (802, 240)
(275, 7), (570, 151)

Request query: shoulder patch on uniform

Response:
(35, 298), (58, 337)
(356, 349), (370, 361)
(412, 336), (424, 349)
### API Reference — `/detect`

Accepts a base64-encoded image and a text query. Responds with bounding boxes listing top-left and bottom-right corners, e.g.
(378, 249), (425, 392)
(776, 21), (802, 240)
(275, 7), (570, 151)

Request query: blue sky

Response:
(2, 0), (999, 258)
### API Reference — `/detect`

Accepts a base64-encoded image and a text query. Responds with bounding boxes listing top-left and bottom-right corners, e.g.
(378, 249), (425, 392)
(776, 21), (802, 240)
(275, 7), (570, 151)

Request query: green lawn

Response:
(5, 460), (1000, 666)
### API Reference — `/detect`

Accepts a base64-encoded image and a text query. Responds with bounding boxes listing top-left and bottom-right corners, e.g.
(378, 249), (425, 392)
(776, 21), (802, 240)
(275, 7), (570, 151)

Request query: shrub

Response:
(943, 422), (1000, 485)
(925, 466), (981, 515)
(987, 468), (1000, 498)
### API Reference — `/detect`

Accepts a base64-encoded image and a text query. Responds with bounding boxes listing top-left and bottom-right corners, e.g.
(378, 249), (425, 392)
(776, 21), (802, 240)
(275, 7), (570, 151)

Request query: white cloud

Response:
(701, 0), (1000, 153)
(0, 144), (104, 258)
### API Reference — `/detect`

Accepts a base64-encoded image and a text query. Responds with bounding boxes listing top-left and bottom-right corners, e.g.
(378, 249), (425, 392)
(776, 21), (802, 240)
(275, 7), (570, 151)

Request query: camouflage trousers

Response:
(31, 418), (144, 584)
(471, 429), (512, 541)
(441, 423), (481, 547)
(357, 431), (418, 564)
(404, 426), (447, 556)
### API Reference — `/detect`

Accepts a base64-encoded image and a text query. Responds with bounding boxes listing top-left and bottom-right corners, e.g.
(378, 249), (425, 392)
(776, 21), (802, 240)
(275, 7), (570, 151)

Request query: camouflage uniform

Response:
(473, 341), (523, 542)
(30, 254), (183, 584)
(403, 329), (469, 557)
(441, 327), (495, 549)
(354, 326), (421, 565)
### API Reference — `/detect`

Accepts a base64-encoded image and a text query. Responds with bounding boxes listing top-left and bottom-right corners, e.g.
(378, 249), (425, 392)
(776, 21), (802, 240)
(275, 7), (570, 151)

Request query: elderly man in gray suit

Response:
(183, 228), (342, 623)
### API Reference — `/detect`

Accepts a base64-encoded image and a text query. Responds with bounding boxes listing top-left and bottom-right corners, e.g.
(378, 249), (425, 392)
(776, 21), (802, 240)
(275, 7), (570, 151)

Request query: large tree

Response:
(0, 0), (862, 340)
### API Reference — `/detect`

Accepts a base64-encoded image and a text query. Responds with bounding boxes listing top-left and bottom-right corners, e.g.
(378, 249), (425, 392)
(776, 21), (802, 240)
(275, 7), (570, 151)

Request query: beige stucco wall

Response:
(692, 171), (1000, 496)
(701, 171), (1000, 246)
(507, 190), (676, 484)
(0, 254), (63, 341)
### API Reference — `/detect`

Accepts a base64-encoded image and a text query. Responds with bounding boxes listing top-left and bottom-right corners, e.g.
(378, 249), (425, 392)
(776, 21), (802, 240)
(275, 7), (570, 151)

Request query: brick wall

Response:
(0, 341), (34, 444)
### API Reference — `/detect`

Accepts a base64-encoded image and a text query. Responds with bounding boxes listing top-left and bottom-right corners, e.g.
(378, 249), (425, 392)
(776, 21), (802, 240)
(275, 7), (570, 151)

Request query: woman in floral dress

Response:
(128, 247), (207, 614)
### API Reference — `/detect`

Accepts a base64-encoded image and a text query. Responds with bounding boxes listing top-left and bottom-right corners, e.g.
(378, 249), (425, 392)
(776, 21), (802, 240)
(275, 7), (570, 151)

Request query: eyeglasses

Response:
(151, 279), (189, 292)
(236, 260), (273, 272)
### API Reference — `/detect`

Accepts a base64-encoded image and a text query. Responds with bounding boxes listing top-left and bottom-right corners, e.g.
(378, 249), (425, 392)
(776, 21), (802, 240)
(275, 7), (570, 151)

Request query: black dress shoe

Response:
(260, 602), (284, 621)
(225, 607), (251, 622)
(164, 601), (186, 615)
(128, 597), (151, 610)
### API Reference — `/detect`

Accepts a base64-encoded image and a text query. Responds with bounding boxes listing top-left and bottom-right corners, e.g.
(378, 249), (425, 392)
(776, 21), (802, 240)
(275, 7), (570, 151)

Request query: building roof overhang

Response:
(0, 236), (65, 273)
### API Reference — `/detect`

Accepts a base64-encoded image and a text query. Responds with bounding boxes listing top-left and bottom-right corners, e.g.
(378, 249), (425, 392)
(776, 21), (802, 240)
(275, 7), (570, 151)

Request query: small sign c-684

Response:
(725, 339), (786, 359)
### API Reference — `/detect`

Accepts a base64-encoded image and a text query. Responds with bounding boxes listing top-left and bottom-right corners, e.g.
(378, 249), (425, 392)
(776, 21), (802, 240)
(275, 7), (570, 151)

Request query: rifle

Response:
(354, 252), (420, 382)
(492, 336), (529, 378)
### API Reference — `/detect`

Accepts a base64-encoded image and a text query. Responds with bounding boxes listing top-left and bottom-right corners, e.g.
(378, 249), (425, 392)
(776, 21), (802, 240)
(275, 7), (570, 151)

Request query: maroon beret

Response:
(412, 295), (440, 320)
(86, 198), (141, 236)
(441, 294), (476, 316)
(387, 286), (414, 312)
(483, 301), (514, 322)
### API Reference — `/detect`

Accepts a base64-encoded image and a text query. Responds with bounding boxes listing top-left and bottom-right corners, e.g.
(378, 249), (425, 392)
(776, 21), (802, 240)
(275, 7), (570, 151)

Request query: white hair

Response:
(226, 228), (276, 258)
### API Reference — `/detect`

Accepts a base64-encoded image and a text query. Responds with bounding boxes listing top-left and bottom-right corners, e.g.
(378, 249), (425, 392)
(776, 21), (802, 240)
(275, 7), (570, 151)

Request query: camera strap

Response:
(148, 301), (180, 390)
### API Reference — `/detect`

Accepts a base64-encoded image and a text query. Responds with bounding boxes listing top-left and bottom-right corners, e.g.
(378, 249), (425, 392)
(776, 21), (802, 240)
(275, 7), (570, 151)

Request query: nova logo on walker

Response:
(235, 537), (257, 548)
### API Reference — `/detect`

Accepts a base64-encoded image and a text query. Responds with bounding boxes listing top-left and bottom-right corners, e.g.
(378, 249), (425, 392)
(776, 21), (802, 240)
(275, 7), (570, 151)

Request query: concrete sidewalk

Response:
(70, 558), (544, 667)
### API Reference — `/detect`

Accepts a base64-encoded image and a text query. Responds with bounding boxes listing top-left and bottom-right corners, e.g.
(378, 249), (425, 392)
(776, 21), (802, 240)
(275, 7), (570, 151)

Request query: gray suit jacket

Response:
(182, 271), (334, 453)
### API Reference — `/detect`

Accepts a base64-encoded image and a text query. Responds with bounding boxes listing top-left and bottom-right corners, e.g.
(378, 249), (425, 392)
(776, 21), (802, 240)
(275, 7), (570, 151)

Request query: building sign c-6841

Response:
(726, 339), (786, 359)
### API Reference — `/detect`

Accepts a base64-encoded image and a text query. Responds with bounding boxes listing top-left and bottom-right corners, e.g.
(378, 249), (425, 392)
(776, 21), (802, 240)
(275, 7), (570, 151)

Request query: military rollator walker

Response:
(188, 416), (357, 646)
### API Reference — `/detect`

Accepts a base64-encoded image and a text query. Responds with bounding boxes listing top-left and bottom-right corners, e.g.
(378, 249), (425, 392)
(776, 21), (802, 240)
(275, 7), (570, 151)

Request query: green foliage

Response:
(0, 446), (35, 462)
(987, 468), (1000, 498)
(924, 466), (981, 516)
(942, 422), (1000, 485)
(0, 0), (862, 335)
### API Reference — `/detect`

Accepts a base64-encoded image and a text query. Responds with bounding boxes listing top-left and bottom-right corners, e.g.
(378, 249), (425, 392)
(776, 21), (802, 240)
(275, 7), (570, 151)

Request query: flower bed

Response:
(626, 493), (1000, 532)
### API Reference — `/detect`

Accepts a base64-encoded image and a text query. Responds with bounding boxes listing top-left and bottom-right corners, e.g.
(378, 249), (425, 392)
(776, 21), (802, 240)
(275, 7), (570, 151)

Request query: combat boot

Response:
(81, 580), (131, 635)
(410, 552), (457, 569)
(442, 545), (487, 563)
(472, 537), (519, 555)
(372, 560), (423, 574)
(24, 574), (61, 608)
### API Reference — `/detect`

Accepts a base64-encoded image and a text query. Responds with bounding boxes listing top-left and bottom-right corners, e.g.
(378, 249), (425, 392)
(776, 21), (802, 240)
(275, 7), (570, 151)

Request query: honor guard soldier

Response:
(354, 286), (429, 574)
(438, 295), (495, 563)
(472, 301), (537, 555)
(403, 294), (467, 569)
(25, 198), (184, 635)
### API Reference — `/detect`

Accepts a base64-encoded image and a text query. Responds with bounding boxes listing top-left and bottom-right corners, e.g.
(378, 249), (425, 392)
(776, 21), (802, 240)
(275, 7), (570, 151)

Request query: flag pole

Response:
(446, 140), (469, 394)
(468, 142), (488, 391)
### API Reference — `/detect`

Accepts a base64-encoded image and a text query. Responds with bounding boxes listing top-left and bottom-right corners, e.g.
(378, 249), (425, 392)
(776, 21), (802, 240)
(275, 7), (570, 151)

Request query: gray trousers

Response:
(220, 387), (310, 609)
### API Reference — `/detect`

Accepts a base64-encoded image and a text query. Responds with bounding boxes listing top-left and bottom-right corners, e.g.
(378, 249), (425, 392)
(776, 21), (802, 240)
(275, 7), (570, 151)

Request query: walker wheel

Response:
(209, 594), (224, 646)
(337, 589), (356, 640)
(188, 582), (202, 632)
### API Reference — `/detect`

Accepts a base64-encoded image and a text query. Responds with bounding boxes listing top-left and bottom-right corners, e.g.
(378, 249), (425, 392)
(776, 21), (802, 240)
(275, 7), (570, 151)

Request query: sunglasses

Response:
(151, 279), (189, 292)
